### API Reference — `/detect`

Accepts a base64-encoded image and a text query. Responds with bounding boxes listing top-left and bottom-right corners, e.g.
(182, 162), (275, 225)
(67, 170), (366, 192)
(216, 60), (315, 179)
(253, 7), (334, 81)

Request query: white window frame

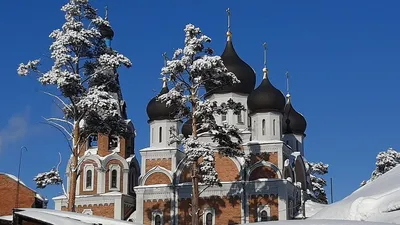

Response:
(257, 205), (271, 222)
(222, 114), (227, 123)
(108, 135), (120, 152)
(202, 208), (215, 225)
(151, 210), (163, 225)
(237, 112), (243, 124)
(83, 164), (95, 192)
(109, 164), (121, 191)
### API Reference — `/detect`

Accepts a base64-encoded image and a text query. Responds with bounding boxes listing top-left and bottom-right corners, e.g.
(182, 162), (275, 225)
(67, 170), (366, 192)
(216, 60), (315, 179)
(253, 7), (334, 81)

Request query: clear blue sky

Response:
(1, 0), (399, 209)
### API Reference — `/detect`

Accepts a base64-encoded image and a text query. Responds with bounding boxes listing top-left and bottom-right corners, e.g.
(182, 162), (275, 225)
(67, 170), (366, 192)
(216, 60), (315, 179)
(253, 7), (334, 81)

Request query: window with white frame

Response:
(152, 210), (163, 225)
(109, 164), (121, 191)
(83, 164), (94, 191)
(273, 119), (276, 135)
(257, 205), (271, 222)
(288, 199), (294, 218)
(222, 114), (227, 123)
(237, 112), (243, 124)
(262, 119), (266, 135)
(159, 127), (162, 143)
(202, 208), (215, 225)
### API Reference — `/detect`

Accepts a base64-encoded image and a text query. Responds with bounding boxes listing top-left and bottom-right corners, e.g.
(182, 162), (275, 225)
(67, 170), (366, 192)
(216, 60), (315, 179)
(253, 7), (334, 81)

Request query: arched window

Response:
(237, 113), (243, 124)
(159, 127), (162, 143)
(296, 140), (299, 151)
(260, 210), (268, 221)
(273, 119), (276, 135)
(205, 212), (213, 225)
(222, 114), (227, 122)
(111, 169), (117, 189)
(262, 119), (266, 135)
(151, 128), (154, 143)
(155, 215), (161, 225)
(86, 170), (92, 189)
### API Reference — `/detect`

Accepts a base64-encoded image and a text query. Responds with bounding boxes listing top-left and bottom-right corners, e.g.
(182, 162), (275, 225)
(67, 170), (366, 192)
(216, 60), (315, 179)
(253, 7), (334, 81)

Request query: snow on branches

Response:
(308, 161), (329, 204)
(361, 148), (400, 186)
(160, 24), (245, 186)
(34, 168), (63, 189)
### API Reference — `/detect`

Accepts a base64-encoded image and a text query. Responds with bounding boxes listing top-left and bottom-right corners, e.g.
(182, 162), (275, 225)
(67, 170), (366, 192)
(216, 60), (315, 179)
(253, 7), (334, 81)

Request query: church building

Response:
(54, 9), (312, 225)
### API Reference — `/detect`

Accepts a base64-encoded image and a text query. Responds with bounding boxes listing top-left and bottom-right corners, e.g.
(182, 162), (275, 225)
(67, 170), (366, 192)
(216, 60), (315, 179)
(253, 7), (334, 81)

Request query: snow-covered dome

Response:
(146, 84), (175, 121)
(247, 69), (286, 114)
(205, 38), (256, 96)
(283, 94), (307, 135)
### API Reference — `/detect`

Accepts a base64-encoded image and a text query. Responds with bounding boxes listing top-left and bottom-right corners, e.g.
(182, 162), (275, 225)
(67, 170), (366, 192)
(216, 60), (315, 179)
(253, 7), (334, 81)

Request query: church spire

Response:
(99, 5), (114, 48)
(226, 8), (232, 41)
(286, 71), (291, 101)
(263, 42), (268, 79)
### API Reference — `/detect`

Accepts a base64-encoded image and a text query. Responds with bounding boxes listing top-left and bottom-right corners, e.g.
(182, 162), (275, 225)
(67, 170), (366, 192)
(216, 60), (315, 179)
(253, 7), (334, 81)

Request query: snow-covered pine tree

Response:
(361, 147), (400, 186)
(18, 0), (131, 211)
(160, 24), (245, 225)
(308, 162), (329, 204)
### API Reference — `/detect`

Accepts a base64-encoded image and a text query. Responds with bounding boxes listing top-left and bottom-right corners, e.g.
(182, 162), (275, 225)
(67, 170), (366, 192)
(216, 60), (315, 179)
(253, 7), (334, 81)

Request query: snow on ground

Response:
(311, 165), (400, 224)
(14, 208), (142, 225)
(243, 219), (392, 225)
(294, 200), (327, 219)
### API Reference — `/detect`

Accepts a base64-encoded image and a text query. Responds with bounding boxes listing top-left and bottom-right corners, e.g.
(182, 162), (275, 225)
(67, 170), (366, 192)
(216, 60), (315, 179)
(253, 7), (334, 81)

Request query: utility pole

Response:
(16, 146), (28, 209)
(330, 177), (334, 203)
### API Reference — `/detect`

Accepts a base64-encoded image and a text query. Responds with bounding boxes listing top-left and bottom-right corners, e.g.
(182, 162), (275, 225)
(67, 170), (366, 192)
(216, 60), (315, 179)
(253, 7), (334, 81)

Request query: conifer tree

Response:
(160, 24), (244, 225)
(18, 0), (131, 211)
(308, 162), (329, 204)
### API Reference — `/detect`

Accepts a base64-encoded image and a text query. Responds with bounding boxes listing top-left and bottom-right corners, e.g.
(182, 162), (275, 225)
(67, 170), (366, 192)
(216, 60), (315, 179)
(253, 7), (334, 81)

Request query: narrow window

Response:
(260, 210), (268, 221)
(154, 215), (161, 225)
(159, 127), (162, 143)
(86, 170), (92, 189)
(111, 169), (117, 189)
(205, 212), (213, 225)
(222, 114), (227, 122)
(296, 141), (299, 151)
(248, 115), (252, 128)
(273, 119), (276, 135)
(262, 119), (266, 135)
(237, 113), (243, 124)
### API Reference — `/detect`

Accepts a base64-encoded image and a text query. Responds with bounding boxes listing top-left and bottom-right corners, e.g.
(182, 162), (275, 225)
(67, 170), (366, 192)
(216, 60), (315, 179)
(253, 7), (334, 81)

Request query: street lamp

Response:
(15, 146), (28, 209)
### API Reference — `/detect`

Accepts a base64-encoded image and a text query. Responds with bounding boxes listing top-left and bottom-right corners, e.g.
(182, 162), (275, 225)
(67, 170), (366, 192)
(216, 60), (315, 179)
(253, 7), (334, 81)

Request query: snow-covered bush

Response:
(308, 162), (329, 204)
(361, 147), (400, 186)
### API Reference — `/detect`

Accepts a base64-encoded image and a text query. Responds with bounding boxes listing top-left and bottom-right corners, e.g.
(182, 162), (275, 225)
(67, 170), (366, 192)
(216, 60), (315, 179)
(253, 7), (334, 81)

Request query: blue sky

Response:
(1, 0), (400, 209)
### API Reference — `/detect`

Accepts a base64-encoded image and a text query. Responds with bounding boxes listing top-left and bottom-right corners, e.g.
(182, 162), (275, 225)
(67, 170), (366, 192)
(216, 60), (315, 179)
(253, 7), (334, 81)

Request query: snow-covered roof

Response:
(243, 219), (392, 225)
(14, 208), (142, 225)
(311, 165), (400, 224)
(0, 215), (12, 222)
(0, 172), (46, 202)
(294, 200), (327, 219)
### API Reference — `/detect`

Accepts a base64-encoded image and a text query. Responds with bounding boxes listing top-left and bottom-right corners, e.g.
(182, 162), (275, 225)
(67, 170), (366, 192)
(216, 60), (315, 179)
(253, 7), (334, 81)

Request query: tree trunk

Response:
(191, 101), (200, 225)
(67, 122), (80, 211)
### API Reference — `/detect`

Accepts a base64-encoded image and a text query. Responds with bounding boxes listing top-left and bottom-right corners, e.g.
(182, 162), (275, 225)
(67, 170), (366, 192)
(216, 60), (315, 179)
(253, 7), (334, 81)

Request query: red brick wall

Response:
(248, 194), (279, 222)
(143, 200), (171, 225)
(250, 152), (278, 165)
(215, 153), (240, 182)
(178, 196), (242, 225)
(0, 175), (37, 216)
(61, 203), (115, 218)
(144, 173), (171, 185)
(98, 134), (109, 157)
(145, 159), (172, 173)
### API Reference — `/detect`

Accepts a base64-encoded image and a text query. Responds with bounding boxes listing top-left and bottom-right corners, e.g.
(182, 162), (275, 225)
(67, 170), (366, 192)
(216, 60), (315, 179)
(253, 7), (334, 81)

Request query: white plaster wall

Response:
(149, 120), (180, 148)
(251, 112), (282, 141)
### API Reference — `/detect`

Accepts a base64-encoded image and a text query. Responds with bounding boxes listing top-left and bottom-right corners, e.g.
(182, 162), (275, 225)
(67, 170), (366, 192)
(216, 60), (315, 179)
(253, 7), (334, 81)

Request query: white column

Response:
(97, 170), (105, 194)
(123, 169), (129, 194)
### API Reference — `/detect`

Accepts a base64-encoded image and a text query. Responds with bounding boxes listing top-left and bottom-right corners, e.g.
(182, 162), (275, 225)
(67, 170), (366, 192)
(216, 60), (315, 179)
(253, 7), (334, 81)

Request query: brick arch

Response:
(215, 154), (240, 182)
(248, 161), (281, 181)
(144, 172), (171, 185)
(79, 160), (98, 195)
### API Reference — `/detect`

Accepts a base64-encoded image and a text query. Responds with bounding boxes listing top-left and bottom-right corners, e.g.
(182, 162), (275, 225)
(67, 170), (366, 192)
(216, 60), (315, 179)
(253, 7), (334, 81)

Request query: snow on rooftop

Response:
(243, 219), (392, 225)
(0, 215), (12, 222)
(14, 208), (142, 225)
(0, 172), (26, 186)
(294, 200), (327, 219)
(311, 165), (400, 224)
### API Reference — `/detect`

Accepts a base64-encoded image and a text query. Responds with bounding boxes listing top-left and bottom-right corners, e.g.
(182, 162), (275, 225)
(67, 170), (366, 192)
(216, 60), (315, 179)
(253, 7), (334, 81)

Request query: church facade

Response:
(54, 12), (312, 225)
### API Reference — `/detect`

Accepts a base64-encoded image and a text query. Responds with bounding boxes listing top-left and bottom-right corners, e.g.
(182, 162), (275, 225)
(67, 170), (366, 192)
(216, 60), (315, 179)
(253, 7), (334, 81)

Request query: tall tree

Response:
(160, 24), (244, 225)
(18, 0), (131, 211)
(308, 162), (329, 204)
(361, 147), (400, 186)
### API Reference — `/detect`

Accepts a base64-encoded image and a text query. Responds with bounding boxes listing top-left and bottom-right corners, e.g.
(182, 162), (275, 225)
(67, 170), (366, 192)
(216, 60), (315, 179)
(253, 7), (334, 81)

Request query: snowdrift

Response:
(244, 219), (391, 225)
(311, 165), (400, 224)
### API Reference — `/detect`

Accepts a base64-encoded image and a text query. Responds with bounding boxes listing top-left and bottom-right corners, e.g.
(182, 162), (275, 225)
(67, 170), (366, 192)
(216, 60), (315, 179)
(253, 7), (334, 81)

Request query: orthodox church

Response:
(54, 9), (312, 225)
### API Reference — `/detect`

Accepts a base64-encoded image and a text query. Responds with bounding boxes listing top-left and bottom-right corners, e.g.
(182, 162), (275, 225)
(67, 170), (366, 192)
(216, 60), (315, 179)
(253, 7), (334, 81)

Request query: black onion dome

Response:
(283, 95), (307, 135)
(99, 24), (114, 40)
(247, 71), (286, 114)
(206, 40), (256, 95)
(146, 86), (175, 121)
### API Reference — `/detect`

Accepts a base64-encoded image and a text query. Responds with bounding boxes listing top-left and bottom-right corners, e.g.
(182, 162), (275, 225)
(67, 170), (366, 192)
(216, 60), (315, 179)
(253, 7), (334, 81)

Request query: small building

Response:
(0, 173), (47, 217)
